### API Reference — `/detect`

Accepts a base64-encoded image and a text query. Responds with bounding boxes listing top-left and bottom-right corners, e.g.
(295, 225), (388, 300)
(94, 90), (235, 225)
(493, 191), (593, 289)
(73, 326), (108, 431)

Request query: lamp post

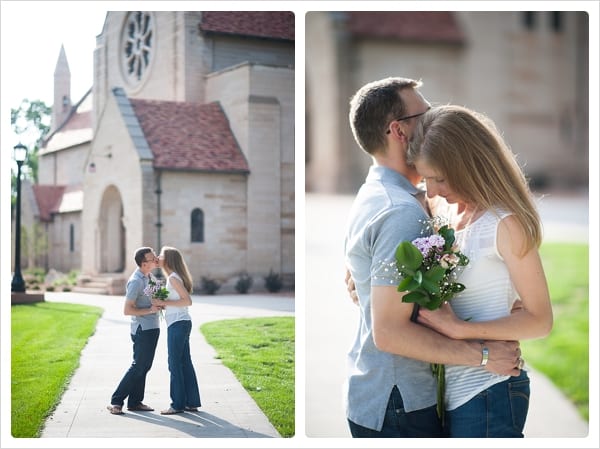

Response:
(11, 142), (27, 293)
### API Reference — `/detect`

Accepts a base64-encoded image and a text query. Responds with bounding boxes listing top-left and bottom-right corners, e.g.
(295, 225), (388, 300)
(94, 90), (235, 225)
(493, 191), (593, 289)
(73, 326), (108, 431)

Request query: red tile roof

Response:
(129, 99), (250, 173)
(347, 12), (464, 44)
(200, 11), (294, 41)
(61, 109), (91, 132)
(32, 185), (66, 221)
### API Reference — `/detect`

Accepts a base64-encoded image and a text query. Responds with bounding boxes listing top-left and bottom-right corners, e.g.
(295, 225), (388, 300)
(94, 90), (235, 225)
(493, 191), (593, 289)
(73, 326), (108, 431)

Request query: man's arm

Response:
(124, 298), (161, 316)
(371, 285), (521, 376)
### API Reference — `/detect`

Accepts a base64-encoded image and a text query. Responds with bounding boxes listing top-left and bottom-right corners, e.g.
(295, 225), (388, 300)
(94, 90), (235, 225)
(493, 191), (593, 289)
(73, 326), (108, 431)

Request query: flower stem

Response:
(431, 363), (446, 426)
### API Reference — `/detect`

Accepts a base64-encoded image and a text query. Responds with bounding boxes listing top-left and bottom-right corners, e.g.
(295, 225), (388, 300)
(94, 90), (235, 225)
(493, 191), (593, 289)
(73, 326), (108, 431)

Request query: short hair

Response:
(349, 77), (422, 154)
(134, 247), (154, 267)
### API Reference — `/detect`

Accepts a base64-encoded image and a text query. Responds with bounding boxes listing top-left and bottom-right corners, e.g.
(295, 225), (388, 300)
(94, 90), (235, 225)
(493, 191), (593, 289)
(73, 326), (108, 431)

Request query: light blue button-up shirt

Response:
(344, 165), (438, 431)
(126, 269), (160, 334)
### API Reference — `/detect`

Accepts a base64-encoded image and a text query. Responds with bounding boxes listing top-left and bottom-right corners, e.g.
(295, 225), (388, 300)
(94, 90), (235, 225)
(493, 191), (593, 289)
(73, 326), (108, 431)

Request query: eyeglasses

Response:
(386, 107), (431, 134)
(143, 256), (157, 263)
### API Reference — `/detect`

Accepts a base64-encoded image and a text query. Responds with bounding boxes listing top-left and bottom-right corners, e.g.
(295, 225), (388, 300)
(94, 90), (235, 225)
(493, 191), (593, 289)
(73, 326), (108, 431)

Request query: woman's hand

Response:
(151, 298), (166, 308)
(417, 302), (462, 339)
(149, 304), (164, 314)
(344, 268), (359, 305)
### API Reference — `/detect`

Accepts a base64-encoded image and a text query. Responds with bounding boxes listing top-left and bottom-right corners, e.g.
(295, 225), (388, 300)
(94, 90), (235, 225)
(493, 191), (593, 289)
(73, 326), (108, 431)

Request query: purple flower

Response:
(411, 234), (445, 257)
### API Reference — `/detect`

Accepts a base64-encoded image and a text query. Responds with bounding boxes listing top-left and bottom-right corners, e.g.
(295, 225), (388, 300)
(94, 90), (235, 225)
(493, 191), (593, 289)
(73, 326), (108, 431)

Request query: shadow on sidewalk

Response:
(112, 409), (275, 438)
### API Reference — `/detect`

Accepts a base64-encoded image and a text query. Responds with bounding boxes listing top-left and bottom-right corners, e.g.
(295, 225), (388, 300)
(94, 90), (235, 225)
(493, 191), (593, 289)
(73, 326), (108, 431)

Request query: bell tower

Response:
(51, 44), (71, 132)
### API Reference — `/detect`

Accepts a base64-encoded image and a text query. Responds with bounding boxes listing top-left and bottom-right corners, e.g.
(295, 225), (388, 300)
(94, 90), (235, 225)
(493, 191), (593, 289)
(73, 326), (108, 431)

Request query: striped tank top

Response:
(444, 208), (517, 411)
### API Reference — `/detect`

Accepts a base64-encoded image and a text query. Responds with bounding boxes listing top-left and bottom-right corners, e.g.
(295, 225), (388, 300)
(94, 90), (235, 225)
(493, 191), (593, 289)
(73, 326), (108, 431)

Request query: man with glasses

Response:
(107, 247), (163, 415)
(343, 77), (522, 437)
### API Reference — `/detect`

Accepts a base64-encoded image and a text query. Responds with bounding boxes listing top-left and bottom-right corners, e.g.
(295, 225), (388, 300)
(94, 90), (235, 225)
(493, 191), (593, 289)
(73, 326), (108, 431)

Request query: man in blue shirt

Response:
(344, 77), (523, 437)
(107, 247), (163, 415)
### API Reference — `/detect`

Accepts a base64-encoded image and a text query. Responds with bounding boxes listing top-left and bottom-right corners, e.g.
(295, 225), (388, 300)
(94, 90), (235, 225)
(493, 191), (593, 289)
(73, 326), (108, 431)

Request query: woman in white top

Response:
(153, 246), (201, 415)
(406, 104), (553, 437)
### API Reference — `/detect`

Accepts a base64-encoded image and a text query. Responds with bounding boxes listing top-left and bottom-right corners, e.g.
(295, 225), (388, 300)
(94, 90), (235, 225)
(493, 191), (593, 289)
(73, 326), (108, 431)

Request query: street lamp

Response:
(11, 142), (27, 293)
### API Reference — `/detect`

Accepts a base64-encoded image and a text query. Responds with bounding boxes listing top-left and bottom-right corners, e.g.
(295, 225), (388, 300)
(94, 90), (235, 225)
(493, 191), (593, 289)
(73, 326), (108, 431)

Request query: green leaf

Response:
(395, 241), (423, 272)
(421, 266), (445, 294)
(402, 290), (431, 307)
(438, 225), (455, 249)
(413, 270), (423, 284)
(397, 275), (420, 292)
(450, 282), (466, 293)
(425, 296), (445, 310)
(421, 278), (441, 295)
(424, 266), (446, 283)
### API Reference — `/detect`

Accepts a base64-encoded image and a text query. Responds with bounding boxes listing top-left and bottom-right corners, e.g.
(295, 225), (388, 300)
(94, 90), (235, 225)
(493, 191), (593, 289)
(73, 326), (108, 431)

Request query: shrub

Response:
(66, 270), (80, 286)
(24, 267), (45, 287)
(264, 269), (283, 293)
(201, 276), (221, 295)
(235, 272), (253, 294)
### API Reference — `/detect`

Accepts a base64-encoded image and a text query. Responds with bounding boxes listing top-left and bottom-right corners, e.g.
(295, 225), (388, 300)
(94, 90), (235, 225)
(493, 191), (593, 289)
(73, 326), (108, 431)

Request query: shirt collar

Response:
(366, 165), (421, 196)
(134, 268), (150, 281)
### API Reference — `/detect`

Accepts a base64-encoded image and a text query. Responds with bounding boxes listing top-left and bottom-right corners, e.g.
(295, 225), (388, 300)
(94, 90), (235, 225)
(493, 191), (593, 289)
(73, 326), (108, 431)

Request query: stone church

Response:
(26, 11), (295, 293)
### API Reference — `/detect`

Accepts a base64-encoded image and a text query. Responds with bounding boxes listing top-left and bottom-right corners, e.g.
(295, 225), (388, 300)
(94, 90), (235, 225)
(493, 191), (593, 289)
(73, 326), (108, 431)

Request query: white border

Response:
(1, 2), (598, 449)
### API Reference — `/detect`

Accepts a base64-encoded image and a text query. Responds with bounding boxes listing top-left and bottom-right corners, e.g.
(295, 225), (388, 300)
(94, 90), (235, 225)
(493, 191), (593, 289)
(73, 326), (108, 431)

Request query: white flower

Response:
(440, 253), (460, 269)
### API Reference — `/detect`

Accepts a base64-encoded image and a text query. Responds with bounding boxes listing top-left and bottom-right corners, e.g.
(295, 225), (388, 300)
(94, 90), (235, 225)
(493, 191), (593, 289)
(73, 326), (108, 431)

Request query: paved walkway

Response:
(40, 292), (294, 439)
(305, 191), (591, 439)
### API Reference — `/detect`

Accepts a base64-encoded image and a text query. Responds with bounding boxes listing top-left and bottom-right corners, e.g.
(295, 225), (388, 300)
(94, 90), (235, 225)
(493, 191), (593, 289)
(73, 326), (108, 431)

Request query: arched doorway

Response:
(98, 185), (125, 272)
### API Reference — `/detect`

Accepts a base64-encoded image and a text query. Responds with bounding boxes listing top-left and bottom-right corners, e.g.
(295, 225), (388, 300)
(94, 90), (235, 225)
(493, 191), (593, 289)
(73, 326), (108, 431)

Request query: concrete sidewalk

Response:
(40, 292), (294, 439)
(305, 192), (590, 439)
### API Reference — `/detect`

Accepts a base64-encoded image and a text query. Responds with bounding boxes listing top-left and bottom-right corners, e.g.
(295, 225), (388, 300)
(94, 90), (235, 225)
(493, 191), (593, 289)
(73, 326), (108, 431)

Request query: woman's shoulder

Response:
(478, 207), (512, 225)
(169, 272), (183, 281)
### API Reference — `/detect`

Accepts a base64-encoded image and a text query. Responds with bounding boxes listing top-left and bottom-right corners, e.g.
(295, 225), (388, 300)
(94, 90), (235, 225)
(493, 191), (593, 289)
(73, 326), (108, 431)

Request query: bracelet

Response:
(480, 342), (489, 366)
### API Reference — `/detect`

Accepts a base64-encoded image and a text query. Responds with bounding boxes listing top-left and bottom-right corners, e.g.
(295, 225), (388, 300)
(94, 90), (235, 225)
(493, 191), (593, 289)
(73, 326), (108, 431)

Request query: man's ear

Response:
(389, 122), (408, 142)
(395, 127), (409, 143)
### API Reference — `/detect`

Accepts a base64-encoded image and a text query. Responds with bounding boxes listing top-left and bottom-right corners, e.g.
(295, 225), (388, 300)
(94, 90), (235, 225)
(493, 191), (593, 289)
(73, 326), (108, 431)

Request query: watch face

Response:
(121, 11), (155, 87)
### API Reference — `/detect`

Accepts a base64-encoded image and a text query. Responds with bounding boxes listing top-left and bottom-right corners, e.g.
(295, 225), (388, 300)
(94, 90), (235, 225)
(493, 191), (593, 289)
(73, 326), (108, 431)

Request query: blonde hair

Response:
(407, 105), (542, 253)
(160, 246), (193, 293)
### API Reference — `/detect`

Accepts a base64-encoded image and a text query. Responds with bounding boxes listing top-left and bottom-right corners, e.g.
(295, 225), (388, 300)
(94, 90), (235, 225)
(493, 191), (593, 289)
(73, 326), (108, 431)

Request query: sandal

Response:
(107, 405), (124, 415)
(160, 407), (184, 415)
(127, 403), (154, 411)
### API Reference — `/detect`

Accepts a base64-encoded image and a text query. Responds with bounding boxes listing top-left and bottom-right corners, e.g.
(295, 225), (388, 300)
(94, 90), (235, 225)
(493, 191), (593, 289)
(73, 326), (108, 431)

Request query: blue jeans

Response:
(167, 319), (201, 410)
(348, 386), (444, 437)
(110, 325), (160, 408)
(446, 370), (530, 437)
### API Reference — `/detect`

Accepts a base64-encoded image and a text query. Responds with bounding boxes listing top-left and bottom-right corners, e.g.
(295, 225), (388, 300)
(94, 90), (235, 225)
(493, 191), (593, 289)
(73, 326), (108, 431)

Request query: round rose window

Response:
(121, 11), (154, 86)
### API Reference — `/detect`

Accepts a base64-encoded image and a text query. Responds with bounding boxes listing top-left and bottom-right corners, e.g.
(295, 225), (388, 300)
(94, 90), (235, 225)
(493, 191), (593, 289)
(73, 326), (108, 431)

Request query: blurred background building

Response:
(305, 11), (589, 194)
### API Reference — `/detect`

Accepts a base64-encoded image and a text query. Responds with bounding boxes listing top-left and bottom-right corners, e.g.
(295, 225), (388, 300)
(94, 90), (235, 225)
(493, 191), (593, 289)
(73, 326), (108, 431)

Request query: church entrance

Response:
(98, 185), (125, 273)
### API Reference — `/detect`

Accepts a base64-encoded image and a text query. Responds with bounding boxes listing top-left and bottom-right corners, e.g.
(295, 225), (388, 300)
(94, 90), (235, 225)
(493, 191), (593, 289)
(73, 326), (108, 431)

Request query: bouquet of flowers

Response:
(144, 276), (169, 319)
(394, 217), (469, 424)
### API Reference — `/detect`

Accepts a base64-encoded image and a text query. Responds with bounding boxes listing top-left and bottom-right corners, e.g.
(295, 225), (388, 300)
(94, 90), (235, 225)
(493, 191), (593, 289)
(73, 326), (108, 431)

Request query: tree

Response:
(10, 100), (52, 276)
(10, 99), (51, 208)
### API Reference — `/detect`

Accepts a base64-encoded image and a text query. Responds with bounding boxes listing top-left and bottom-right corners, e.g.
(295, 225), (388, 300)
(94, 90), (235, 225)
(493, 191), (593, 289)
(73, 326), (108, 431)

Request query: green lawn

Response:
(11, 302), (102, 437)
(200, 316), (295, 437)
(11, 304), (294, 438)
(521, 242), (589, 420)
